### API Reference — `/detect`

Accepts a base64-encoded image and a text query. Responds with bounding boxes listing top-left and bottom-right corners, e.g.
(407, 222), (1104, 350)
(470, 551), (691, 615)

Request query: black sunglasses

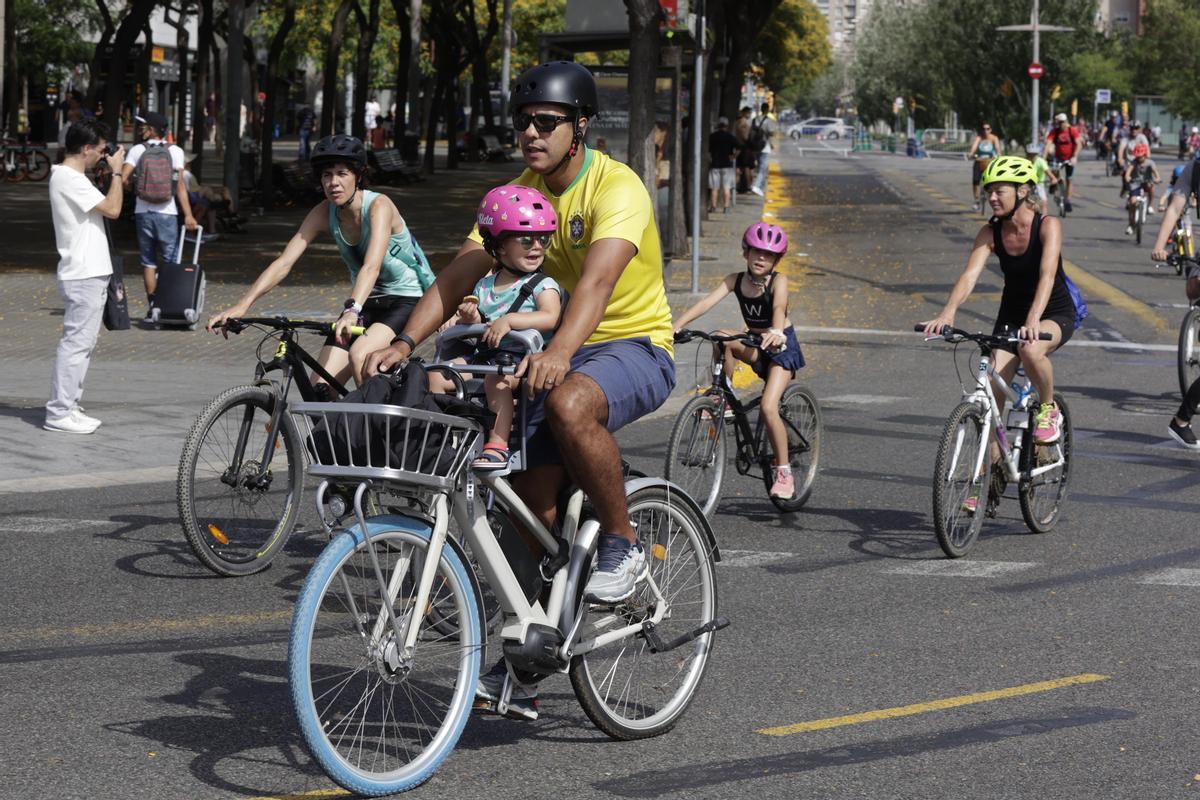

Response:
(511, 234), (552, 249)
(513, 112), (574, 134)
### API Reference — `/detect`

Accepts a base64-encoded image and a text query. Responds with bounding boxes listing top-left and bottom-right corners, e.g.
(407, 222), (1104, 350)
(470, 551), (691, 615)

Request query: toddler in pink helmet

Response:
(671, 221), (805, 500)
(456, 184), (564, 470)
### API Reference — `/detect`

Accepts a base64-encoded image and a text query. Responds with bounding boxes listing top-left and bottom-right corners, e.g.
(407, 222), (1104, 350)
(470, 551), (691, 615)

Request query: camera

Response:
(102, 141), (119, 156)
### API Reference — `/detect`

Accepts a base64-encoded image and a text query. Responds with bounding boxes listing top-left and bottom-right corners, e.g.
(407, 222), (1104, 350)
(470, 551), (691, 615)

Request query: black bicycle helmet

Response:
(310, 134), (367, 174)
(510, 61), (599, 118)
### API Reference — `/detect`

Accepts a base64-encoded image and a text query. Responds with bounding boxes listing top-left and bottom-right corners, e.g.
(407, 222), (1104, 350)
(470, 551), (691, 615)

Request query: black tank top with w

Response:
(734, 273), (776, 329)
(991, 213), (1074, 322)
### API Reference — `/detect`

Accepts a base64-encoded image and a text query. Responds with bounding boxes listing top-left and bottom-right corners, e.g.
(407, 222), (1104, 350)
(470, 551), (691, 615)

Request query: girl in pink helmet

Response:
(453, 185), (565, 470)
(671, 221), (805, 500)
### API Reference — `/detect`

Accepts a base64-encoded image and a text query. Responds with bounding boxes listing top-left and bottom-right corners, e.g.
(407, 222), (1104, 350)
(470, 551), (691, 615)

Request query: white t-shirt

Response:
(125, 139), (185, 215)
(48, 165), (112, 281)
(365, 101), (381, 131)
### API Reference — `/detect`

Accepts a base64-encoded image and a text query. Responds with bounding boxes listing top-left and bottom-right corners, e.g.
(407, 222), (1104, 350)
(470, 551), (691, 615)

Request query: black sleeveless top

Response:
(733, 272), (776, 329)
(991, 213), (1075, 322)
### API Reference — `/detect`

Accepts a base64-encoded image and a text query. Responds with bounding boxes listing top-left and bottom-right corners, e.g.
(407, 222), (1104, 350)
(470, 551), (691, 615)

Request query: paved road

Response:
(3, 145), (1199, 799)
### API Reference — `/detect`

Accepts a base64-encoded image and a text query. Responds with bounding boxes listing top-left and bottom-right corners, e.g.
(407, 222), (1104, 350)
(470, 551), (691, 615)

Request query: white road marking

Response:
(823, 394), (910, 405)
(884, 560), (1038, 578)
(0, 465), (178, 495)
(1136, 568), (1200, 587)
(720, 549), (796, 568)
(0, 516), (114, 533)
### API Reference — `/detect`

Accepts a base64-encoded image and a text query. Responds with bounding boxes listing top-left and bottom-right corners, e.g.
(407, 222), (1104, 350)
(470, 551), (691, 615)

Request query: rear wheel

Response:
(1136, 198), (1145, 244)
(664, 394), (727, 518)
(569, 485), (717, 740)
(1019, 393), (1073, 533)
(22, 150), (50, 181)
(931, 402), (990, 558)
(177, 385), (303, 576)
(1178, 307), (1200, 399)
(758, 384), (821, 511)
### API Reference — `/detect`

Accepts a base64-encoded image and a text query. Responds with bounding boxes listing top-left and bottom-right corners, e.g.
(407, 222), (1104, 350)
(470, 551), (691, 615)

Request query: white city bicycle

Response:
(918, 325), (1073, 558)
(285, 325), (727, 796)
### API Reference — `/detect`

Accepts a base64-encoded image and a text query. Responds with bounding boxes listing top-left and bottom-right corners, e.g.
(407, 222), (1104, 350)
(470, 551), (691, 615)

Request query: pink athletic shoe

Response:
(1033, 403), (1062, 445)
(769, 468), (795, 499)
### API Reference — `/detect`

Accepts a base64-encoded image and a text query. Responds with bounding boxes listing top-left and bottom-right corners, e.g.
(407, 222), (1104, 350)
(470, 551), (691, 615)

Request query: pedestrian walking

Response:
(45, 120), (126, 434)
(708, 116), (738, 213)
(298, 105), (315, 160)
(750, 102), (777, 197)
(120, 110), (198, 323)
(734, 106), (755, 192)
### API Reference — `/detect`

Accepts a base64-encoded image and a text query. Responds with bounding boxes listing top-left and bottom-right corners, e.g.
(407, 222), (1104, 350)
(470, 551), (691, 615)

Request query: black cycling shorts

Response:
(324, 295), (419, 350)
(991, 313), (1075, 354)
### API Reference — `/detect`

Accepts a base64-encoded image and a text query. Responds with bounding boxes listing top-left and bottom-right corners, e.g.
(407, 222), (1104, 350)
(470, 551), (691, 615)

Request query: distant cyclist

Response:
(1025, 142), (1058, 209)
(207, 134), (434, 390)
(921, 157), (1079, 486)
(1123, 142), (1160, 235)
(1117, 121), (1150, 187)
(670, 222), (806, 500)
(1152, 154), (1200, 449)
(1045, 113), (1081, 212)
(967, 122), (1002, 210)
(1159, 163), (1187, 212)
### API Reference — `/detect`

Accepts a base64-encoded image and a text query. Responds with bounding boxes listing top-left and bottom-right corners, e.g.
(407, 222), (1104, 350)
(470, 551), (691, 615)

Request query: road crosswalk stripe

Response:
(720, 549), (796, 568)
(0, 516), (114, 533)
(884, 560), (1038, 578)
(1136, 568), (1200, 587)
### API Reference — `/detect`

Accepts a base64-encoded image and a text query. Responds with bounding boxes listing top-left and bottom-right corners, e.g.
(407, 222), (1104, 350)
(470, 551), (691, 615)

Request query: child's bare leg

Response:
(760, 365), (791, 466)
(484, 373), (517, 447)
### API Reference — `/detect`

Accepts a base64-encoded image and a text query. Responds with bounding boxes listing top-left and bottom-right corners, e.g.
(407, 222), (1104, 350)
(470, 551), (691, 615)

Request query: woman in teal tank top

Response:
(208, 135), (434, 389)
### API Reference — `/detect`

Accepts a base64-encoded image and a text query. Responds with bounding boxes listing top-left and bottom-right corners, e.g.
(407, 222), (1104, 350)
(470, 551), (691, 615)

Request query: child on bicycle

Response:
(671, 222), (805, 499)
(1123, 142), (1160, 235)
(449, 185), (564, 470)
(1024, 142), (1057, 210)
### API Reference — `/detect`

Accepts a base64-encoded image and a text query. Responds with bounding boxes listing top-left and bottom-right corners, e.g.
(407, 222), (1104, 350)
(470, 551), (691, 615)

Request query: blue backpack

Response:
(1062, 273), (1088, 329)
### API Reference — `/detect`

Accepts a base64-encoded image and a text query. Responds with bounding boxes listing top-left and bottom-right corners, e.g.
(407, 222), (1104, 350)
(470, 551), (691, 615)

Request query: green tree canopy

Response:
(14, 0), (99, 85)
(756, 0), (831, 109)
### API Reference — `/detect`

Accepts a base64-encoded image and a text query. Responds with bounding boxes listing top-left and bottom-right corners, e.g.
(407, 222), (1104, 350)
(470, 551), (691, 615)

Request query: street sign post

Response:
(997, 0), (1073, 147)
(1095, 89), (1111, 104)
(1028, 62), (1044, 79)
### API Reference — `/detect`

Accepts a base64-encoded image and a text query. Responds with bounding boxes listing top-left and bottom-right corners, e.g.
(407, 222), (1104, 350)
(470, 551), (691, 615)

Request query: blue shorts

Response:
(751, 325), (806, 378)
(134, 212), (181, 270)
(521, 337), (676, 467)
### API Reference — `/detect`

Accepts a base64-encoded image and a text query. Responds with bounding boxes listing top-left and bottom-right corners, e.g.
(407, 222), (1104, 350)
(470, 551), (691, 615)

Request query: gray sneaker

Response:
(584, 535), (648, 604)
(474, 660), (539, 721)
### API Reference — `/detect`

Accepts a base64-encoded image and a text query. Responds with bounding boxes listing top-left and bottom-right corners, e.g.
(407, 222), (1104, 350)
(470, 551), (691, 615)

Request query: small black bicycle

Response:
(665, 329), (821, 516)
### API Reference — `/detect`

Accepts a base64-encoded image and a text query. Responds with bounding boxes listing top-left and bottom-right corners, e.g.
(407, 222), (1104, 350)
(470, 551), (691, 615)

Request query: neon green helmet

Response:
(980, 156), (1038, 188)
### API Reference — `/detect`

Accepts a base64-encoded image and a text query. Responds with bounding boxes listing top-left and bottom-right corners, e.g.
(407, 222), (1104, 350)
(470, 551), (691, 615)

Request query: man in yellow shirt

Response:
(365, 63), (674, 627)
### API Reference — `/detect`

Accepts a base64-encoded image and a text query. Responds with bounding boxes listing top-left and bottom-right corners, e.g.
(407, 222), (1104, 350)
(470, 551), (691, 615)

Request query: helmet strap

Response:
(336, 185), (359, 212)
(547, 115), (584, 176)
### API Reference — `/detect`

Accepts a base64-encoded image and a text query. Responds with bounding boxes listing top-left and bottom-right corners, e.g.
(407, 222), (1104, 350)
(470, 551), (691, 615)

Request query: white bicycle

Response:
(918, 325), (1073, 558)
(285, 325), (727, 795)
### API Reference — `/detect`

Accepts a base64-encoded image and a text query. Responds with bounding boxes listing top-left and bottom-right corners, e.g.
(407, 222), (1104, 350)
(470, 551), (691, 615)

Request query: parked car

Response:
(787, 117), (850, 140)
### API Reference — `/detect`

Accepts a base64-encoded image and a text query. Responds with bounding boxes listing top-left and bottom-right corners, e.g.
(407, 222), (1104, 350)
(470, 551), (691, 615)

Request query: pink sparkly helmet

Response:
(477, 184), (558, 253)
(742, 221), (788, 255)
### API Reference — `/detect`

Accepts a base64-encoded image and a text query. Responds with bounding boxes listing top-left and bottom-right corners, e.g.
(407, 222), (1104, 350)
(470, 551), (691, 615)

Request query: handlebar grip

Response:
(1038, 332), (1053, 341)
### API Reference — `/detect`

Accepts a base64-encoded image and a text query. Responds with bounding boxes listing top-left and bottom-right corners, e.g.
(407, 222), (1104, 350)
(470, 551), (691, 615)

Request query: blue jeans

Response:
(752, 151), (771, 192)
(299, 129), (312, 160)
(134, 212), (180, 270)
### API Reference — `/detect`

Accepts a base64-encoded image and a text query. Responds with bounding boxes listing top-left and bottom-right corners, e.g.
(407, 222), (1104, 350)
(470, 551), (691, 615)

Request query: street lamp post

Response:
(690, 0), (705, 293)
(997, 0), (1072, 146)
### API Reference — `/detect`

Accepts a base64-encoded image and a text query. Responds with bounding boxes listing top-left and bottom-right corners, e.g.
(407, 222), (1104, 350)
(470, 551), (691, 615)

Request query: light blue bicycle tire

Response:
(288, 515), (481, 796)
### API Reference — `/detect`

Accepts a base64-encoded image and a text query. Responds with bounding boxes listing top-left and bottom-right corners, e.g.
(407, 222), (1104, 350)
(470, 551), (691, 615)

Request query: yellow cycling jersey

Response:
(469, 146), (674, 354)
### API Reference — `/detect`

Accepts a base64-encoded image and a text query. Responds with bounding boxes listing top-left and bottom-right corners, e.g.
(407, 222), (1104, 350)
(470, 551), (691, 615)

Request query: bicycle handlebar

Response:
(674, 328), (763, 347)
(1167, 254), (1200, 267)
(914, 323), (1052, 343)
(220, 317), (366, 337)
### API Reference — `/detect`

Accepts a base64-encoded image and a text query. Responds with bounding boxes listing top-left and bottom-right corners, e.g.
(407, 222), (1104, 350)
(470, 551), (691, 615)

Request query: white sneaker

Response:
(1125, 225), (1133, 235)
(45, 409), (101, 434)
(749, 186), (765, 197)
(584, 535), (648, 603)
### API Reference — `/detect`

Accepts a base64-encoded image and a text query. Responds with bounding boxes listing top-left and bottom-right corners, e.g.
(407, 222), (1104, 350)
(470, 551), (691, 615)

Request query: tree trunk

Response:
(624, 0), (662, 194)
(244, 42), (260, 141)
(175, 5), (190, 142)
(223, 0), (245, 210)
(191, 0), (212, 174)
(351, 0), (380, 142)
(407, 0), (423, 134)
(211, 37), (223, 157)
(102, 0), (157, 133)
(3, 0), (15, 133)
(422, 73), (443, 174)
(444, 76), (459, 170)
(663, 45), (687, 257)
(84, 0), (115, 109)
(391, 0), (410, 138)
(717, 0), (780, 119)
(260, 0), (296, 209)
(321, 0), (356, 137)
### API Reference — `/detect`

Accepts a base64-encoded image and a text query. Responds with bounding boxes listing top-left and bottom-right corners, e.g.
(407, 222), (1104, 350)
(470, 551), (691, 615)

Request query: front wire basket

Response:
(290, 401), (483, 491)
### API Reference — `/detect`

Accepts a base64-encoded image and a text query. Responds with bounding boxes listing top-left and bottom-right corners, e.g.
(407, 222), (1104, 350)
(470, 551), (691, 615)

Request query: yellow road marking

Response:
(1062, 257), (1168, 333)
(756, 672), (1110, 737)
(0, 610), (293, 645)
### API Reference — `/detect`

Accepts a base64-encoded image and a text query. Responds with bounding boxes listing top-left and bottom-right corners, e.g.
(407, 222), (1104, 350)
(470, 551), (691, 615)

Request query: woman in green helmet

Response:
(921, 155), (1079, 451)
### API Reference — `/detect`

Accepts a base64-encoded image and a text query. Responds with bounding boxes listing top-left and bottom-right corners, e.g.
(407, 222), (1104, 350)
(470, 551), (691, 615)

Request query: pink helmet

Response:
(477, 185), (558, 249)
(743, 222), (788, 255)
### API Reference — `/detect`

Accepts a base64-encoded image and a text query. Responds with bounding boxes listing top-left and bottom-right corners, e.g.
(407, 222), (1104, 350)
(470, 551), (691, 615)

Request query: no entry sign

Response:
(1028, 63), (1045, 79)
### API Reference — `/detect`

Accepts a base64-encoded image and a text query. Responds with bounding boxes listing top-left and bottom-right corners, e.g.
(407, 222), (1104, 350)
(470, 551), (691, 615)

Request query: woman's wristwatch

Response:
(342, 298), (363, 316)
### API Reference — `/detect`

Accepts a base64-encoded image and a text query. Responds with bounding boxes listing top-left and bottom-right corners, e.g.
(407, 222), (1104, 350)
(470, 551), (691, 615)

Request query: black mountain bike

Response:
(665, 329), (821, 516)
(177, 317), (363, 576)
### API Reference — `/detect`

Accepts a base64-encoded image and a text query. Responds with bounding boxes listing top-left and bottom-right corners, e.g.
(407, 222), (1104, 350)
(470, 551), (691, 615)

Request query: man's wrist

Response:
(391, 332), (416, 353)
